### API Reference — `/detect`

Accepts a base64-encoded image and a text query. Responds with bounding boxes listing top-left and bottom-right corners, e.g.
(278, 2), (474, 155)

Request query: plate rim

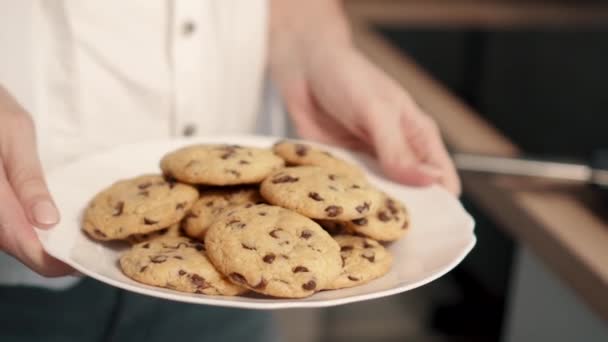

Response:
(39, 134), (476, 309)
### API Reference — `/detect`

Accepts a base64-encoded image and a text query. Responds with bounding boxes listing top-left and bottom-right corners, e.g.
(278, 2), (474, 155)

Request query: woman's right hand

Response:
(0, 85), (73, 276)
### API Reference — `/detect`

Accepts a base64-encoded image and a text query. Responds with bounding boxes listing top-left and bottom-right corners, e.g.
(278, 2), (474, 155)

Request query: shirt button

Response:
(181, 21), (196, 36)
(182, 124), (197, 137)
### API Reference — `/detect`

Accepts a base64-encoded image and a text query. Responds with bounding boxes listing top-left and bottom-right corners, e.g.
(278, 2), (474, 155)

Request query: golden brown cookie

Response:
(325, 235), (393, 290)
(205, 204), (341, 298)
(182, 187), (264, 239)
(343, 193), (410, 242)
(83, 175), (198, 241)
(120, 236), (246, 295)
(260, 166), (380, 221)
(160, 144), (284, 185)
(273, 140), (364, 177)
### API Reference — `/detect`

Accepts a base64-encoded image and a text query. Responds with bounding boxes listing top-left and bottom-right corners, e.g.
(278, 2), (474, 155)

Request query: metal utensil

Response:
(453, 151), (608, 188)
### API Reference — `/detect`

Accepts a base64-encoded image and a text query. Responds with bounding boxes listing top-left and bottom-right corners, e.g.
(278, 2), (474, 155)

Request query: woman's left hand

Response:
(269, 4), (460, 195)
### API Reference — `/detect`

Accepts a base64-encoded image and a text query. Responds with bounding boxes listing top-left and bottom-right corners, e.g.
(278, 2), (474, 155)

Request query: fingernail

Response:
(32, 201), (60, 226)
(417, 164), (442, 179)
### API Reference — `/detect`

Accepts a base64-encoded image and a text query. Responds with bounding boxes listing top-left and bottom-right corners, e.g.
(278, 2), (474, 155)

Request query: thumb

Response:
(3, 115), (59, 229)
(367, 112), (439, 186)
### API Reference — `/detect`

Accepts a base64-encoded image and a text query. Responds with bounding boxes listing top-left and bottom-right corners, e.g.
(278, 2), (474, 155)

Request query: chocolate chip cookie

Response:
(205, 204), (342, 298)
(325, 235), (393, 290)
(160, 144), (285, 186)
(273, 140), (364, 177)
(260, 166), (380, 220)
(183, 187), (264, 239)
(120, 236), (246, 295)
(343, 193), (410, 242)
(83, 175), (199, 241)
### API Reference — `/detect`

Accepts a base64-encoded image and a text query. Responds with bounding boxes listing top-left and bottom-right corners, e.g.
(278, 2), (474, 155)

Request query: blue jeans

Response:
(0, 278), (277, 342)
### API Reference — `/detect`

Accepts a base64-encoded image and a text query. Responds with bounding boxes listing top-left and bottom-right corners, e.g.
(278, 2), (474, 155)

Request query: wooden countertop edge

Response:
(349, 19), (608, 321)
(464, 174), (608, 322)
(345, 0), (608, 28)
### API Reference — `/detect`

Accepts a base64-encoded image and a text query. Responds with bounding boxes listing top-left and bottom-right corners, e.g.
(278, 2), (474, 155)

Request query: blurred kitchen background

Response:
(276, 0), (608, 341)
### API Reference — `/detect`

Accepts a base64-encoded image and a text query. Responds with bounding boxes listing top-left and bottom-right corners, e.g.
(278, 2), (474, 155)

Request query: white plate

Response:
(37, 135), (475, 310)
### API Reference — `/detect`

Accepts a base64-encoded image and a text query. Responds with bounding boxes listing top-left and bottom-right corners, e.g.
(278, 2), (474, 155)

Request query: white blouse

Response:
(0, 0), (285, 288)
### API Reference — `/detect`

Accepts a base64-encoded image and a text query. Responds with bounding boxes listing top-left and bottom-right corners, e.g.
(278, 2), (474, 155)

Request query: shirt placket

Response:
(172, 1), (217, 137)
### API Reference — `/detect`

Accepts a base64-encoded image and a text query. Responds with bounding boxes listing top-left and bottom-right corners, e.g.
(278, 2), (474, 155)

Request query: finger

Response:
(402, 109), (461, 195)
(1, 114), (59, 228)
(366, 108), (440, 186)
(427, 130), (461, 196)
(0, 166), (73, 276)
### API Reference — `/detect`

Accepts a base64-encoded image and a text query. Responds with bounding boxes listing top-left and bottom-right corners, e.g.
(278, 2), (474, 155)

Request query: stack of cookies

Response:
(83, 141), (410, 298)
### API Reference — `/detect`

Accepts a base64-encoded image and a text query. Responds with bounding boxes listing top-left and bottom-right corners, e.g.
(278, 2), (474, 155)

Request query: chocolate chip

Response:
(377, 211), (391, 222)
(220, 151), (236, 159)
(386, 199), (399, 215)
(205, 200), (214, 207)
(325, 205), (343, 217)
(149, 255), (168, 263)
(341, 245), (354, 252)
(351, 184), (361, 189)
(176, 202), (187, 210)
(227, 219), (246, 229)
(192, 242), (205, 251)
(138, 182), (152, 189)
(253, 278), (267, 290)
(157, 228), (169, 235)
(295, 144), (309, 157)
(258, 212), (267, 216)
(185, 212), (199, 221)
(173, 255), (183, 260)
(308, 192), (324, 201)
(239, 160), (250, 165)
(140, 266), (148, 272)
(361, 253), (375, 263)
(163, 174), (177, 189)
(229, 272), (247, 285)
(144, 218), (158, 225)
(241, 243), (256, 251)
(351, 218), (368, 226)
(142, 243), (150, 249)
(302, 280), (316, 291)
(355, 202), (370, 214)
(300, 230), (313, 239)
(178, 270), (187, 276)
(263, 253), (276, 264)
(341, 255), (346, 267)
(328, 174), (337, 181)
(112, 201), (124, 216)
(93, 229), (107, 238)
(293, 266), (309, 273)
(269, 228), (282, 238)
(226, 169), (241, 177)
(271, 174), (299, 183)
(190, 274), (208, 288)
(348, 276), (360, 281)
